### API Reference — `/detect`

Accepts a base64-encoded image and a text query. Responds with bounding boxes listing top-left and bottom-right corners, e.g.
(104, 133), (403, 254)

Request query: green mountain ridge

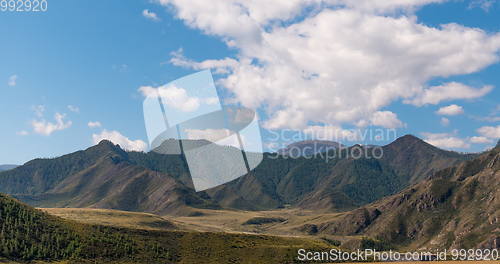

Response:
(206, 135), (474, 211)
(0, 140), (216, 215)
(0, 135), (474, 214)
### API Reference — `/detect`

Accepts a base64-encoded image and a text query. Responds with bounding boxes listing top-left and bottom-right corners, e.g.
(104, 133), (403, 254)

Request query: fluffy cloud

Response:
(88, 121), (102, 128)
(92, 130), (147, 152)
(142, 9), (161, 22)
(171, 49), (238, 74)
(422, 132), (470, 149)
(369, 111), (404, 128)
(157, 0), (447, 38)
(139, 84), (200, 112)
(470, 136), (493, 144)
(159, 0), (500, 129)
(436, 104), (464, 116)
(477, 125), (500, 138)
(339, 0), (448, 13)
(7, 75), (17, 87)
(32, 113), (72, 136)
(408, 83), (492, 106)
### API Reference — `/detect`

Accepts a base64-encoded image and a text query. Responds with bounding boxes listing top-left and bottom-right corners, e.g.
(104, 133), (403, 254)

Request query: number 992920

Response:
(1, 0), (48, 12)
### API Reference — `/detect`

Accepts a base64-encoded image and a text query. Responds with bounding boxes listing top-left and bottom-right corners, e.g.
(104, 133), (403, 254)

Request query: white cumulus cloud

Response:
(92, 130), (147, 152)
(436, 104), (464, 116)
(171, 49), (239, 74)
(158, 1), (500, 129)
(469, 136), (492, 144)
(370, 111), (404, 128)
(422, 132), (470, 149)
(139, 84), (200, 112)
(477, 125), (500, 139)
(408, 83), (492, 106)
(32, 113), (72, 136)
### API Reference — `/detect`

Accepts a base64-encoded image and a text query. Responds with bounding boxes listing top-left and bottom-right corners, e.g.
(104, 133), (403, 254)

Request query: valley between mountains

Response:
(0, 135), (498, 263)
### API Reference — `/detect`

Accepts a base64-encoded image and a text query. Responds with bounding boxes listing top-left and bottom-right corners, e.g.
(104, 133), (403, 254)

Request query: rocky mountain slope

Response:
(303, 144), (499, 250)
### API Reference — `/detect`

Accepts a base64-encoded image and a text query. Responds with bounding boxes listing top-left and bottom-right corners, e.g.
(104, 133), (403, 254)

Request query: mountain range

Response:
(0, 135), (474, 215)
(0, 141), (216, 215)
(206, 135), (474, 211)
(300, 143), (500, 250)
(0, 164), (17, 171)
(0, 134), (498, 257)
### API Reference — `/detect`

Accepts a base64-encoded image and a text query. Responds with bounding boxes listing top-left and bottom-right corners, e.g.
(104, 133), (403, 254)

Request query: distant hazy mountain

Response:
(277, 140), (345, 157)
(0, 164), (17, 171)
(305, 143), (500, 250)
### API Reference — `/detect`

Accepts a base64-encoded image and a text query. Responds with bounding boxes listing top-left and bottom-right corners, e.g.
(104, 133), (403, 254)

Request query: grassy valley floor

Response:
(41, 207), (500, 264)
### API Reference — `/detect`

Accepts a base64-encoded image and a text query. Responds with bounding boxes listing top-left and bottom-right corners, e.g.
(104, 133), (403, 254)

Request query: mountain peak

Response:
(395, 134), (422, 143)
(387, 134), (434, 149)
(97, 139), (116, 147)
(87, 140), (128, 158)
(387, 134), (451, 154)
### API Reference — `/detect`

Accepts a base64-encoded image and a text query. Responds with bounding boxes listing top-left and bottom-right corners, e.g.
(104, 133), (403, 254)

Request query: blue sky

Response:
(1, 0), (499, 165)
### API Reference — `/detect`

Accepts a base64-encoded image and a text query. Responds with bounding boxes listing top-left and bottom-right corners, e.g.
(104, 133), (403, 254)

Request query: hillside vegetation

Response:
(299, 144), (500, 250)
(0, 140), (217, 215)
(0, 194), (330, 263)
